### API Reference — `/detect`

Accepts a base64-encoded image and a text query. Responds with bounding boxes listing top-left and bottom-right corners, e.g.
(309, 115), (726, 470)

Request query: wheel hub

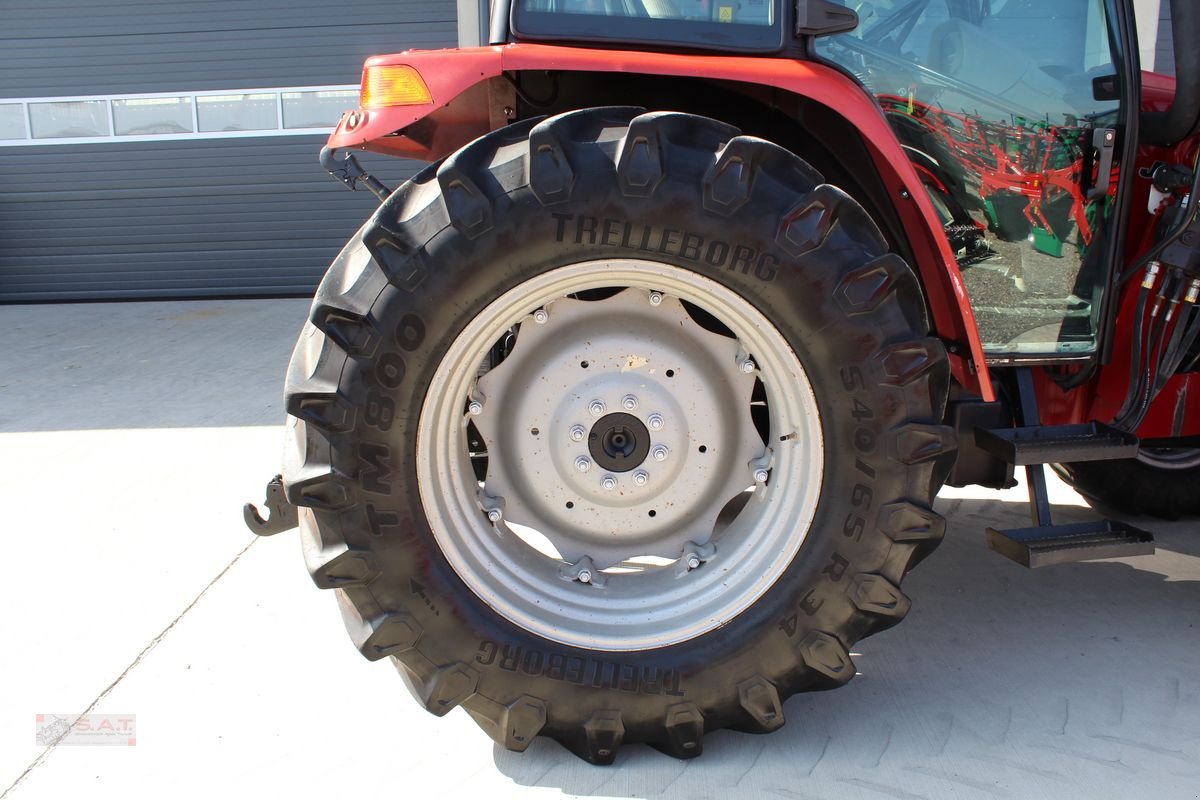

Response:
(589, 413), (649, 472)
(471, 288), (765, 568)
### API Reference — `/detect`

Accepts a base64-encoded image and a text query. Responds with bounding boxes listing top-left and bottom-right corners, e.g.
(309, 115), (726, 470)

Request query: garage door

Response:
(0, 0), (456, 301)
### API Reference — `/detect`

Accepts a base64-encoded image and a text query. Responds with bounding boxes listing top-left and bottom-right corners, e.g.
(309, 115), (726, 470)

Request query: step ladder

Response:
(975, 368), (1154, 568)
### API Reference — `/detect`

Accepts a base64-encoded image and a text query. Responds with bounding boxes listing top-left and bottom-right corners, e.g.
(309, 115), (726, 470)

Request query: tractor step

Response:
(980, 368), (1154, 569)
(986, 520), (1155, 568)
(974, 421), (1138, 465)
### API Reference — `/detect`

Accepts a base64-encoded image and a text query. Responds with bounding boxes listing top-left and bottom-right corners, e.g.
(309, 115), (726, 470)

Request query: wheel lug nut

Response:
(468, 400), (484, 416)
(577, 569), (592, 584)
(685, 553), (701, 570)
(622, 394), (638, 411)
(633, 470), (649, 486)
(532, 308), (549, 324)
(739, 358), (756, 374)
(753, 468), (769, 483)
(601, 475), (617, 490)
(589, 400), (606, 416)
(487, 508), (502, 523)
(649, 291), (663, 306)
(575, 456), (592, 473)
(652, 445), (669, 462)
(647, 413), (664, 430)
(569, 424), (586, 442)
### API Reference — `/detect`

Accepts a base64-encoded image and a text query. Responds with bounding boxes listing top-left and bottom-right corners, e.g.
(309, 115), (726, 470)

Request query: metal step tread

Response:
(987, 520), (1154, 568)
(975, 421), (1138, 465)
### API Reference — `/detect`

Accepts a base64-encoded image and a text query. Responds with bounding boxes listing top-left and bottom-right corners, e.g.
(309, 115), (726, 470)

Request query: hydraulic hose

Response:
(1123, 275), (1186, 430)
(1115, 264), (1157, 422)
(1153, 280), (1198, 393)
(1141, 0), (1200, 147)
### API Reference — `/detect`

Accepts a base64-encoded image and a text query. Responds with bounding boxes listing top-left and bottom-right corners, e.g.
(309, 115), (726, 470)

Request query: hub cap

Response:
(417, 260), (824, 651)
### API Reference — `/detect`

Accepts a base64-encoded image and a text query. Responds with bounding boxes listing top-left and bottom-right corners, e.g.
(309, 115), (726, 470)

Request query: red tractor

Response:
(245, 0), (1200, 763)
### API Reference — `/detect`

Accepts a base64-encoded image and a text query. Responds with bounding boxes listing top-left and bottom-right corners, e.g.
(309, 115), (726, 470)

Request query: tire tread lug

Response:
(850, 573), (912, 621)
(736, 675), (785, 732)
(656, 702), (705, 758)
(338, 594), (422, 661)
(578, 709), (624, 764)
(799, 631), (856, 685)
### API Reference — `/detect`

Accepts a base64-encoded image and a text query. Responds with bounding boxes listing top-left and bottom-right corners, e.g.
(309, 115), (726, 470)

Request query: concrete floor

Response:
(0, 299), (1197, 800)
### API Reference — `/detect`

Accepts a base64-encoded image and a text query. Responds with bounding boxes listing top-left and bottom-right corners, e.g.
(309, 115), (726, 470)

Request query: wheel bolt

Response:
(575, 456), (592, 473)
(622, 394), (638, 411)
(647, 413), (664, 431)
(633, 470), (649, 486)
(652, 445), (669, 462)
(649, 291), (663, 306)
(577, 569), (593, 584)
(601, 475), (617, 490)
(569, 424), (586, 442)
(685, 553), (701, 570)
(589, 400), (606, 416)
(487, 508), (502, 523)
(468, 400), (484, 416)
(739, 358), (756, 374)
(753, 468), (769, 483)
(532, 308), (549, 324)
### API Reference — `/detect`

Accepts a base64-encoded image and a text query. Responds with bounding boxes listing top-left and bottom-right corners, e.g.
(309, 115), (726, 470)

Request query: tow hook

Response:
(243, 474), (299, 536)
(319, 146), (391, 201)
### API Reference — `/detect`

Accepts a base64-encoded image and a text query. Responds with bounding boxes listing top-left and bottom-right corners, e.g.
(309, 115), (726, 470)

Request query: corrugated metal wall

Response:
(0, 139), (411, 300)
(0, 0), (455, 302)
(0, 0), (455, 95)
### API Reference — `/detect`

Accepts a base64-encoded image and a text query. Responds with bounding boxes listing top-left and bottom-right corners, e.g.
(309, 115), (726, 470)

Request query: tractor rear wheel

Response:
(283, 107), (955, 762)
(1055, 447), (1200, 520)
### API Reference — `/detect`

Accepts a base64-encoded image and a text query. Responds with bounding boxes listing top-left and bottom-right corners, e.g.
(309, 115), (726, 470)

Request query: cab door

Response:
(820, 0), (1129, 357)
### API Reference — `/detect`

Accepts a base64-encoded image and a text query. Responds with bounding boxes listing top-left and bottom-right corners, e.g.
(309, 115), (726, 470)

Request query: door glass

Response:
(819, 0), (1124, 355)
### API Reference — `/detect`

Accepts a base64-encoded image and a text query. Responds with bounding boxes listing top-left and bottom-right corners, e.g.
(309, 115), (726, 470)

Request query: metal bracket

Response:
(319, 146), (392, 202)
(677, 540), (717, 576)
(795, 0), (859, 36)
(560, 556), (607, 587)
(243, 474), (299, 536)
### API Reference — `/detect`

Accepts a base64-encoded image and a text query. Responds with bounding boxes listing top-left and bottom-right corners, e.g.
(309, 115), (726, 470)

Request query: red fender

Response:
(328, 44), (993, 401)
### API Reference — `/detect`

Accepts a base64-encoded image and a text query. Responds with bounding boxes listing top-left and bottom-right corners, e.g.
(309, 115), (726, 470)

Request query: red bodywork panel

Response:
(327, 44), (994, 401)
(1036, 72), (1200, 437)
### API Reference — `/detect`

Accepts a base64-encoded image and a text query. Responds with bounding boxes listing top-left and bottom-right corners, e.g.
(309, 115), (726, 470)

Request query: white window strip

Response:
(0, 84), (359, 146)
(5, 84), (358, 105)
(3, 127), (348, 147)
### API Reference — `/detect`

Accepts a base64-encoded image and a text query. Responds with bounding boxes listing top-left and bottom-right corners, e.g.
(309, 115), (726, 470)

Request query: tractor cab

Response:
(819, 0), (1126, 357)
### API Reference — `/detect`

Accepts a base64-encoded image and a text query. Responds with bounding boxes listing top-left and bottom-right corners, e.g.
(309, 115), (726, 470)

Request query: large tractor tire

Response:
(283, 108), (956, 762)
(1055, 447), (1200, 520)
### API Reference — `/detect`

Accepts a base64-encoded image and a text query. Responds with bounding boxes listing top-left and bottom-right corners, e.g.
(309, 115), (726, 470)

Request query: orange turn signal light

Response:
(361, 65), (433, 108)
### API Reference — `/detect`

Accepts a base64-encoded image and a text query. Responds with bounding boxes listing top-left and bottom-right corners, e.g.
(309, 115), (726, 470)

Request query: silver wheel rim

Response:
(417, 260), (824, 651)
(1135, 446), (1200, 471)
